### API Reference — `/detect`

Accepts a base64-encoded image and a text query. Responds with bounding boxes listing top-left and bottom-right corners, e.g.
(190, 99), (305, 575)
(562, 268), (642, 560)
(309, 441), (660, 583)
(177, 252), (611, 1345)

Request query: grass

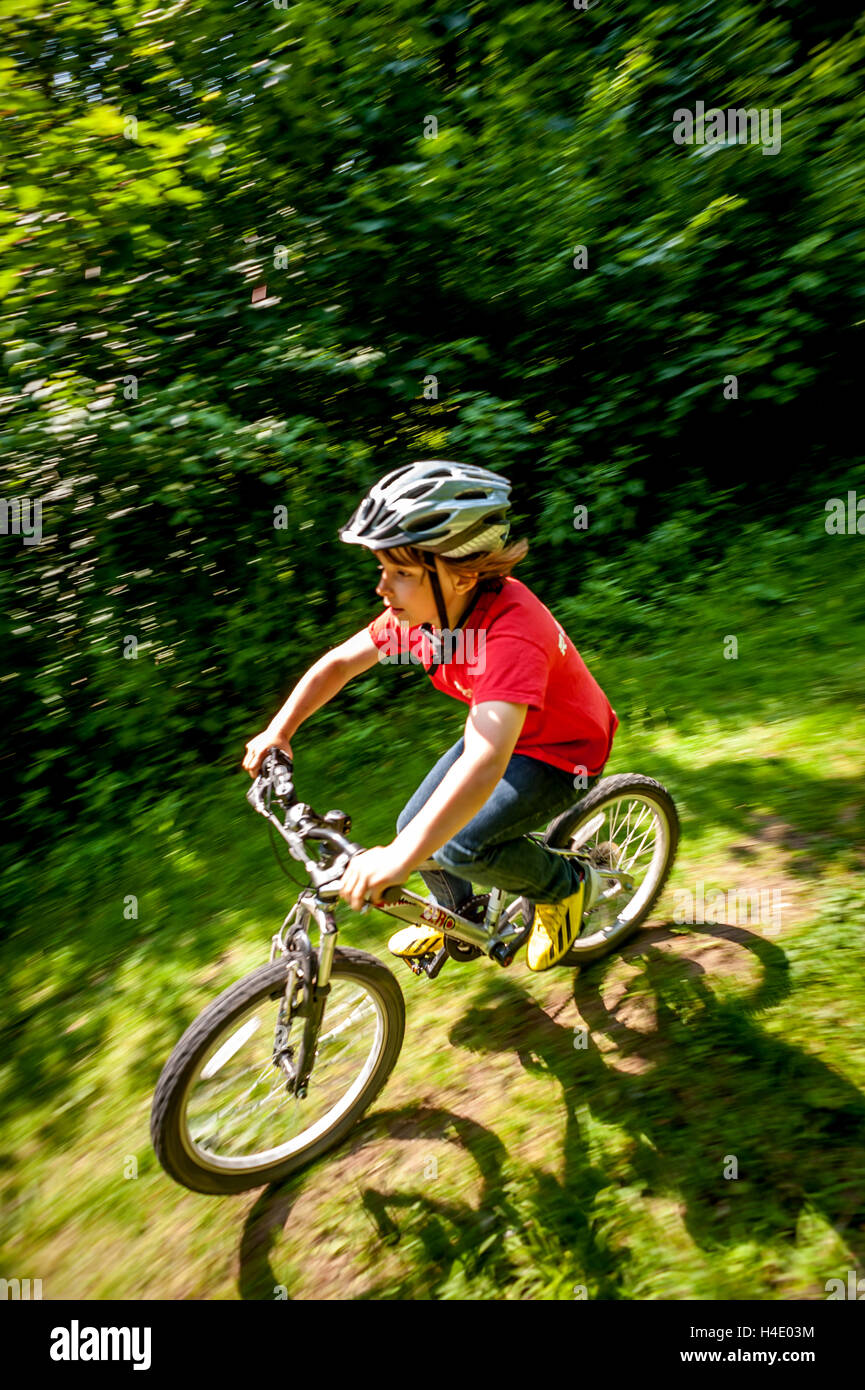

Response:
(2, 524), (865, 1300)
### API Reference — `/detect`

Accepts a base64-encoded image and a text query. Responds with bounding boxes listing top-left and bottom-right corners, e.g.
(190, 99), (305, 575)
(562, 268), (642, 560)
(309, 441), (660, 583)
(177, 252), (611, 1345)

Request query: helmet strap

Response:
(422, 558), (488, 677)
(428, 558), (450, 634)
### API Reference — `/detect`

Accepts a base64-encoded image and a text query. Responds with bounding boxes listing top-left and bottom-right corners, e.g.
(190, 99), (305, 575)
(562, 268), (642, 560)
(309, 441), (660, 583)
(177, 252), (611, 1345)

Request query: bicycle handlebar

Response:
(246, 745), (404, 905)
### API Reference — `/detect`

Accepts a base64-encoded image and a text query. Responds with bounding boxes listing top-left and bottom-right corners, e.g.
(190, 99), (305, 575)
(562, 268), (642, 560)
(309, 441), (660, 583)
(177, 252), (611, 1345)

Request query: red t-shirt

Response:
(366, 577), (619, 776)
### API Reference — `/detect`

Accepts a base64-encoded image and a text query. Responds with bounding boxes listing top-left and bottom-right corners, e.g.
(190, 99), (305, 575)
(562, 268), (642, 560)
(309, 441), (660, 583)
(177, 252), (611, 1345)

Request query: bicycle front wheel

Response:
(151, 947), (405, 1194)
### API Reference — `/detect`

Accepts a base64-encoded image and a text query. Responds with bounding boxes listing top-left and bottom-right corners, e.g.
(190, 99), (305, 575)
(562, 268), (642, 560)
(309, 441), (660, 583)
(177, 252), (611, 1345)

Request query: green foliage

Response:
(1, 1), (863, 860)
(4, 523), (865, 1298)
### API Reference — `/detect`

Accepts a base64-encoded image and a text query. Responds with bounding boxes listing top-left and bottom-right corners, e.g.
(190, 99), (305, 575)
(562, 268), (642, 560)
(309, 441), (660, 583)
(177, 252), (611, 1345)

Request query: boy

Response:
(243, 460), (618, 970)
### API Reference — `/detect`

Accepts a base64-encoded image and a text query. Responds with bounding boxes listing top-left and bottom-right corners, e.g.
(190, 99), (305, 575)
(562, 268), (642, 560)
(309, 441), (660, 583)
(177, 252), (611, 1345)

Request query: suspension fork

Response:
(278, 894), (336, 1098)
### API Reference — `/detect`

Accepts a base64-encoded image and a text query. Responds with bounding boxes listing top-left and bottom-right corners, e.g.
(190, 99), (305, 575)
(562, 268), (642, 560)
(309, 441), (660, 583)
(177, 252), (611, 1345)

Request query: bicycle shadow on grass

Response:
(237, 1107), (519, 1301)
(448, 922), (865, 1294)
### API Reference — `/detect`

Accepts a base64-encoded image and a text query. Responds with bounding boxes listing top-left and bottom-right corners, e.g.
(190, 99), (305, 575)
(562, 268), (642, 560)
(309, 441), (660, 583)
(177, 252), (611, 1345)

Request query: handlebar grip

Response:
(263, 745), (295, 806)
(265, 746), (293, 772)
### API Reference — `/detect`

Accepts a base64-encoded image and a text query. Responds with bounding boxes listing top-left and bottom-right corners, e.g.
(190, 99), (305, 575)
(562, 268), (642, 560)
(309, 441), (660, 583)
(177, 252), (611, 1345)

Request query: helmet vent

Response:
(403, 512), (440, 532)
(339, 459), (512, 554)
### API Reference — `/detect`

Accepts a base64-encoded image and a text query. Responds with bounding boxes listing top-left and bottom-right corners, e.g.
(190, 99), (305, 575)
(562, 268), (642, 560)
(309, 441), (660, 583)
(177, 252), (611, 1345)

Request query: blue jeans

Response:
(396, 737), (603, 911)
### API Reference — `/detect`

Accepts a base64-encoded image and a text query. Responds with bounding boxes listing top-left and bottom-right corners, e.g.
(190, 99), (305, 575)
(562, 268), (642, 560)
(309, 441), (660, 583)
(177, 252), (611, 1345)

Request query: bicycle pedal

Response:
(426, 945), (450, 978)
(403, 946), (449, 979)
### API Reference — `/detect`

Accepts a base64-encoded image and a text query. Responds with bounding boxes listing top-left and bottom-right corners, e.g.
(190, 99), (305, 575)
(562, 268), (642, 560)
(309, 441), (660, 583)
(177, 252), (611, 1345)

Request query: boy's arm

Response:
(338, 700), (528, 908)
(265, 627), (380, 742)
(391, 700), (528, 867)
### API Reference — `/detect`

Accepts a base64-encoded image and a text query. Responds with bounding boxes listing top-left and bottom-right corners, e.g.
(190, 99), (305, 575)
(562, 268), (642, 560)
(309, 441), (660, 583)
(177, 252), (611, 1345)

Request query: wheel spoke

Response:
(620, 819), (656, 869)
(617, 805), (650, 856)
(318, 999), (376, 1044)
(182, 972), (386, 1170)
(567, 790), (671, 934)
(606, 800), (624, 844)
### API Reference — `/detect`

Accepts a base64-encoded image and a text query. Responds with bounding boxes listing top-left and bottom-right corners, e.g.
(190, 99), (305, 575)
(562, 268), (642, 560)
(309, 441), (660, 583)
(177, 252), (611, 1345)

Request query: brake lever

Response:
(247, 758), (408, 905)
(272, 766), (294, 803)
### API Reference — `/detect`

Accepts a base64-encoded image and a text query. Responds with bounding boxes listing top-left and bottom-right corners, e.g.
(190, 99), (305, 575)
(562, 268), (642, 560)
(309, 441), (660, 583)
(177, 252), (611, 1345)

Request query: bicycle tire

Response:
(151, 947), (405, 1195)
(543, 772), (680, 967)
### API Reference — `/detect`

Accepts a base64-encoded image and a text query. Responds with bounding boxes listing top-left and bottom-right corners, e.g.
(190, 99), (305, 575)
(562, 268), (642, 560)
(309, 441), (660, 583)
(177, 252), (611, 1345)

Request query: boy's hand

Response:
(243, 729), (293, 777)
(338, 845), (412, 912)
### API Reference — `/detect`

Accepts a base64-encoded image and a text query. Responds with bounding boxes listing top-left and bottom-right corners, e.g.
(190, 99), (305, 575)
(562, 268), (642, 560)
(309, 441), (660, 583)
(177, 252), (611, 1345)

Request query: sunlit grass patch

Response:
(4, 537), (865, 1299)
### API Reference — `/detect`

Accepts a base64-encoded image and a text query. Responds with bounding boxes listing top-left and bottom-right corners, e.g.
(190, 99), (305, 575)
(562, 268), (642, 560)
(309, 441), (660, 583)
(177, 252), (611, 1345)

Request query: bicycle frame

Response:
(271, 877), (524, 980)
(148, 754), (674, 1194)
(252, 748), (636, 991)
(249, 749), (641, 1096)
(268, 846), (633, 988)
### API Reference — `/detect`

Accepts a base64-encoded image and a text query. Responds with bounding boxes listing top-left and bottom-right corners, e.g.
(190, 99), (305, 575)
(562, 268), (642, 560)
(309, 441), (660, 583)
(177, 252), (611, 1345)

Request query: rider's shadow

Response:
(450, 925), (865, 1287)
(237, 1107), (521, 1300)
(447, 984), (632, 1297)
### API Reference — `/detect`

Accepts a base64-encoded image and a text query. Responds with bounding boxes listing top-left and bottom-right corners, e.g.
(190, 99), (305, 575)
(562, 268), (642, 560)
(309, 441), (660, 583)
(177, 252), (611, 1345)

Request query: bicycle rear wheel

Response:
(151, 947), (405, 1194)
(543, 773), (679, 966)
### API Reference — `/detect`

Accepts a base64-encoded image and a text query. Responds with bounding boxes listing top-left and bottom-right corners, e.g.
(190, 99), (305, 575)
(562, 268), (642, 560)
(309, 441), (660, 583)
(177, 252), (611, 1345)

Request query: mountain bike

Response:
(151, 747), (679, 1194)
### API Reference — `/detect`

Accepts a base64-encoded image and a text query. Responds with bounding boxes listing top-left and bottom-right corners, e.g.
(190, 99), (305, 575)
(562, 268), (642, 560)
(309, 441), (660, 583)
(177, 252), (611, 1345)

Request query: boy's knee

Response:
(434, 837), (488, 877)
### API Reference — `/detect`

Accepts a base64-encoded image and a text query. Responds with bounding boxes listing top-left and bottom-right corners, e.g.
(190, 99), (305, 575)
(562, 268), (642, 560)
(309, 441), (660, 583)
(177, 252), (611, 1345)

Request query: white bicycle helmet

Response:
(338, 460), (512, 558)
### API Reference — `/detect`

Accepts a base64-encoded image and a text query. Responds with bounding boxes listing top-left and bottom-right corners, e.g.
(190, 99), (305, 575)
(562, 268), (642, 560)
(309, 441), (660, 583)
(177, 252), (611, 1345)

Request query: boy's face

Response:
(373, 555), (474, 629)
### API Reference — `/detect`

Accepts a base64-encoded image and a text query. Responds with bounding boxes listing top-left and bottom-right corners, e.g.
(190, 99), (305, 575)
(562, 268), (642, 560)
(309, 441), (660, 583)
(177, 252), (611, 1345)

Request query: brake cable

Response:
(267, 817), (306, 888)
(265, 786), (344, 890)
(257, 759), (306, 887)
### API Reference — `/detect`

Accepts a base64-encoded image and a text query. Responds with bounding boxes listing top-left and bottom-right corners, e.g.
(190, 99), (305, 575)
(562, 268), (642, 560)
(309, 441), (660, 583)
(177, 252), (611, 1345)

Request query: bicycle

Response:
(150, 747), (679, 1194)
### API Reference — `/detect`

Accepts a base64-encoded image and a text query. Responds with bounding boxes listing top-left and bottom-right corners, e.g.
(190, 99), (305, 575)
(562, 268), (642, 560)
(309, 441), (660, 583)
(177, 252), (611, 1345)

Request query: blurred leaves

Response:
(1, 0), (863, 862)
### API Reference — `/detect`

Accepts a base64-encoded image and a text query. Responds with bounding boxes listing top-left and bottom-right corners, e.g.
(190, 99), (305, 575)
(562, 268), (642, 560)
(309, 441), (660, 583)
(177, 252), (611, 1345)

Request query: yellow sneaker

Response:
(388, 925), (445, 958)
(526, 864), (600, 972)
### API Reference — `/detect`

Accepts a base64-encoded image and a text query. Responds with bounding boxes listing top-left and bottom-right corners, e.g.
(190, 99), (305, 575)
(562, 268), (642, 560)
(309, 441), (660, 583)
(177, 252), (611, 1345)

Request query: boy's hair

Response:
(379, 539), (529, 586)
